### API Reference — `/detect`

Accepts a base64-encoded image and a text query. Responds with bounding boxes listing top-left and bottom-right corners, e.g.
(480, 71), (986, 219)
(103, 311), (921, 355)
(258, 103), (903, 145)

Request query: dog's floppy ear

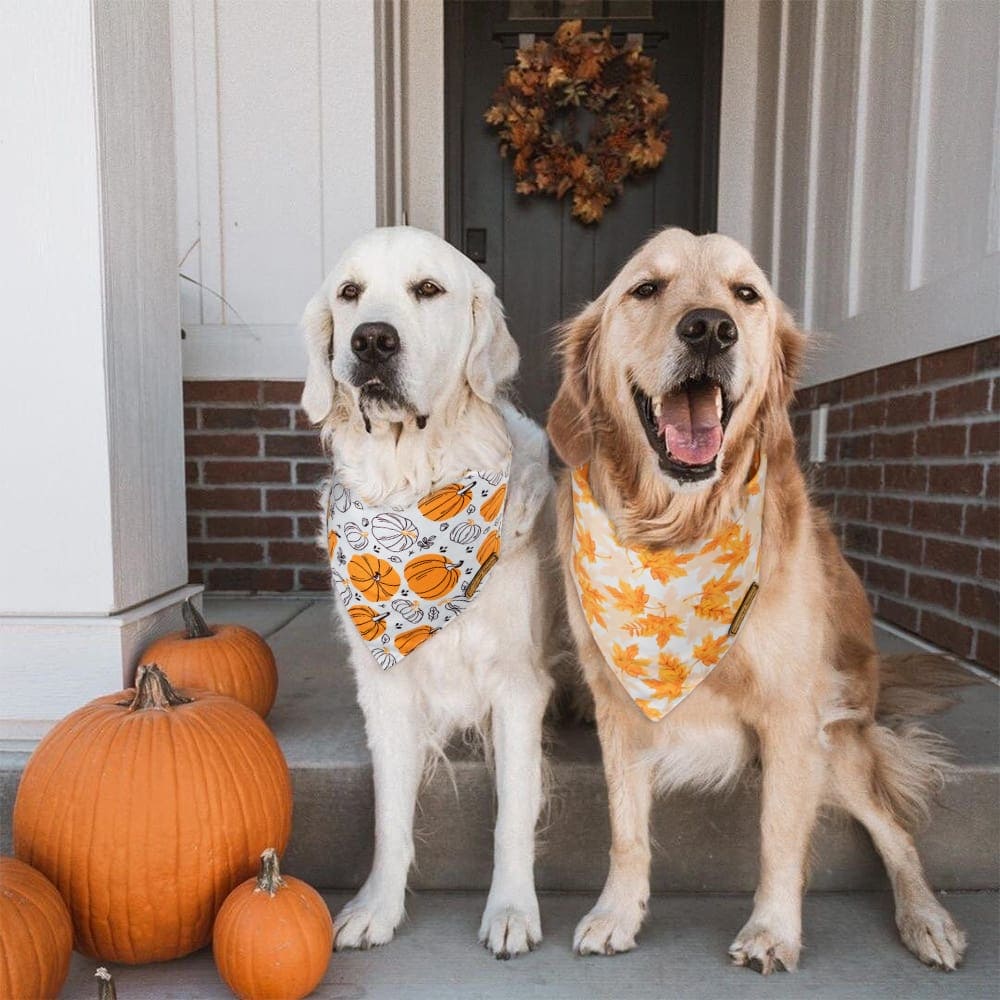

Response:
(547, 294), (604, 467)
(774, 302), (807, 407)
(467, 274), (520, 403)
(300, 289), (335, 424)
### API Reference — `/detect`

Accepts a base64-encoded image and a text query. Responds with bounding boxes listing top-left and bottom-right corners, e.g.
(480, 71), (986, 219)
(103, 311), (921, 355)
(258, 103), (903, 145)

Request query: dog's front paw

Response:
(896, 898), (967, 971)
(334, 890), (405, 950)
(478, 901), (542, 959)
(573, 902), (644, 956)
(728, 920), (800, 974)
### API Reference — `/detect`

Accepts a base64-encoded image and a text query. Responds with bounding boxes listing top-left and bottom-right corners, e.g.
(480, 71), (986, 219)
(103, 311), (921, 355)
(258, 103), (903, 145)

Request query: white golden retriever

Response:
(300, 227), (553, 957)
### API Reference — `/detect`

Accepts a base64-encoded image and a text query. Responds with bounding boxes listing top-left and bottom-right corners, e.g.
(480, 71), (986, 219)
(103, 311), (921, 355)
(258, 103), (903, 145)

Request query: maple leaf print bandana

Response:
(326, 462), (510, 669)
(570, 456), (766, 721)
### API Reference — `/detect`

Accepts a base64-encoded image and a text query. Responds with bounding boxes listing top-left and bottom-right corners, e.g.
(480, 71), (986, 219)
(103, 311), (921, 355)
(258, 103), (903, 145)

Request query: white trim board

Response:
(182, 324), (307, 381)
(0, 585), (204, 742)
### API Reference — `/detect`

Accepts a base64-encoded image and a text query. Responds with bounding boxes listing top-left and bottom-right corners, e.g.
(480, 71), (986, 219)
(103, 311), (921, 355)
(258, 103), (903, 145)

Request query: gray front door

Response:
(445, 0), (724, 422)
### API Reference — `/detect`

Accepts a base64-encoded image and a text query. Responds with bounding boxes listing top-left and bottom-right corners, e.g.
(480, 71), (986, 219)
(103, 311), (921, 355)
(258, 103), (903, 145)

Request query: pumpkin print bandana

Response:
(570, 456), (766, 721)
(326, 463), (510, 669)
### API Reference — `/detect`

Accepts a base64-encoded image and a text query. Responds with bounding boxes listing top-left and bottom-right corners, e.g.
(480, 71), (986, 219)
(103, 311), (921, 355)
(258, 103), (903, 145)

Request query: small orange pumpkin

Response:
(347, 553), (401, 601)
(477, 530), (501, 565)
(213, 848), (334, 1000)
(326, 530), (339, 559)
(348, 605), (389, 641)
(395, 625), (438, 655)
(13, 666), (292, 964)
(481, 484), (507, 522)
(0, 856), (73, 1000)
(139, 599), (278, 717)
(404, 554), (463, 600)
(418, 482), (474, 521)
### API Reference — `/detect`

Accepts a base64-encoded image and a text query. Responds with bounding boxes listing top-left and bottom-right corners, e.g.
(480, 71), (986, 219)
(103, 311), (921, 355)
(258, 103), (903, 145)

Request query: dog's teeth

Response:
(652, 398), (662, 418)
(714, 387), (723, 419)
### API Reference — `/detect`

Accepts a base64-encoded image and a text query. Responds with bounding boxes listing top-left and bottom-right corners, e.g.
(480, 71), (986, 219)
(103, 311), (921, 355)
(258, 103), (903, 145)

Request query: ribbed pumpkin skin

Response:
(0, 856), (73, 1000)
(12, 682), (292, 964)
(213, 869), (334, 999)
(141, 623), (278, 717)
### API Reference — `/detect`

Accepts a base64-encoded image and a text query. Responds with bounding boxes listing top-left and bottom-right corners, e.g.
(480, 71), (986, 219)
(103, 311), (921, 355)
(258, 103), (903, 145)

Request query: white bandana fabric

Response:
(570, 456), (766, 721)
(326, 463), (510, 669)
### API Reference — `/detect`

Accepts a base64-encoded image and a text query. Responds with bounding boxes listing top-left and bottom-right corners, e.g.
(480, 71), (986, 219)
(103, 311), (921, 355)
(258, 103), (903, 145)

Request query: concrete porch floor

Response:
(62, 889), (998, 999)
(3, 596), (997, 998)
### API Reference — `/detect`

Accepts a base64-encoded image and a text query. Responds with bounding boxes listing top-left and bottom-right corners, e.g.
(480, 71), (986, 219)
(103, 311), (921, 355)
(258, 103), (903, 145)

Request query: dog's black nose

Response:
(676, 308), (738, 354)
(350, 322), (400, 364)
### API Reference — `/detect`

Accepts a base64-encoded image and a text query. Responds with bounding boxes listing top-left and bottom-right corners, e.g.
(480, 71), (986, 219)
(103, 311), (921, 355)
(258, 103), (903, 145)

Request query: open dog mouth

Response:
(632, 376), (734, 482)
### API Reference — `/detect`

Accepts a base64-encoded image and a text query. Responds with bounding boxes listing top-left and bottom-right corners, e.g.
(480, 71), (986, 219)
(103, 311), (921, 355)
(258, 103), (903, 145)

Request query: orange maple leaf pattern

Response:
(633, 545), (696, 583)
(606, 580), (649, 616)
(612, 643), (652, 678)
(693, 633), (729, 667)
(569, 458), (767, 722)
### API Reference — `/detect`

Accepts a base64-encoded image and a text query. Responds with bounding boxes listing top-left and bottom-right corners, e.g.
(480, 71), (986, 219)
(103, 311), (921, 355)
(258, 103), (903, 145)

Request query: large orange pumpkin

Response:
(404, 554), (463, 600)
(139, 599), (278, 717)
(0, 856), (73, 1000)
(417, 482), (474, 521)
(481, 484), (507, 522)
(213, 848), (334, 1000)
(395, 625), (438, 655)
(348, 605), (389, 641)
(13, 665), (293, 964)
(347, 553), (401, 601)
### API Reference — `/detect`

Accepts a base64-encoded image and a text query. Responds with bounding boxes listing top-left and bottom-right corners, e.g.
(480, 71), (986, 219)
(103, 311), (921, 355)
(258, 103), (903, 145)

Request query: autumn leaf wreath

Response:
(484, 20), (670, 224)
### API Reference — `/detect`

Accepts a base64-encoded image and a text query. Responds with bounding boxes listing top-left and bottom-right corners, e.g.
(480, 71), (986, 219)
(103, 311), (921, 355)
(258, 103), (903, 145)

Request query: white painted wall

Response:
(177, 0), (998, 386)
(174, 0), (445, 380)
(0, 0), (197, 737)
(719, 0), (1000, 387)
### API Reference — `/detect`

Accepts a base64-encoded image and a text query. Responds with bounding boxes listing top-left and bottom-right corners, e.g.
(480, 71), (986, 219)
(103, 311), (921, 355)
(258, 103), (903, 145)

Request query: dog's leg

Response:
(335, 668), (426, 950)
(729, 716), (824, 974)
(574, 705), (652, 955)
(479, 678), (548, 959)
(830, 730), (967, 970)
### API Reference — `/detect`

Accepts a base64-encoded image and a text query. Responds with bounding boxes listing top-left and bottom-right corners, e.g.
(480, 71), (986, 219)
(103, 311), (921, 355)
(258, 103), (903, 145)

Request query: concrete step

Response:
(2, 598), (997, 896)
(60, 889), (999, 999)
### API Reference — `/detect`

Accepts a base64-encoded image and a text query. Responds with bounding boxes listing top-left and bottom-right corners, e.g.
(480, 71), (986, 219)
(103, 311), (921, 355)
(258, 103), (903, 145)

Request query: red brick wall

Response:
(184, 380), (327, 593)
(184, 337), (999, 671)
(791, 337), (999, 672)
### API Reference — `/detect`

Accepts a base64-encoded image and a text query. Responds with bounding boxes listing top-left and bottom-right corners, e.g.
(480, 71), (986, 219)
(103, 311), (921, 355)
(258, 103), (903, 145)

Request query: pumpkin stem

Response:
(182, 597), (215, 639)
(124, 665), (193, 712)
(95, 968), (117, 1000)
(255, 847), (286, 896)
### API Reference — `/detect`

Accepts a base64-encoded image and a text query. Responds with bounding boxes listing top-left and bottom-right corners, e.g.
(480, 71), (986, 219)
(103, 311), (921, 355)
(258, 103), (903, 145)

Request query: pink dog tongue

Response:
(657, 383), (723, 466)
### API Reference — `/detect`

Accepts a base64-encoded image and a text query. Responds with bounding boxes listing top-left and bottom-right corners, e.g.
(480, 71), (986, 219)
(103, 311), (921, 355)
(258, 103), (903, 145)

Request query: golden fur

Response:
(548, 228), (967, 972)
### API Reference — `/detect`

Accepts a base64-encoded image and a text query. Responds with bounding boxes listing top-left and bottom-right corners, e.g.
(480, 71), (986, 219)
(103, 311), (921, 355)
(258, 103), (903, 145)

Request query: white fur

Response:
(301, 227), (554, 957)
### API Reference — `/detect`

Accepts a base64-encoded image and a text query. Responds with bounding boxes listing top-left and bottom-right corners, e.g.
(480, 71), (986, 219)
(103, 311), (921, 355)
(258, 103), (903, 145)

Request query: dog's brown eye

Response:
(631, 281), (660, 300)
(414, 280), (444, 300)
(734, 284), (760, 304)
(339, 282), (361, 302)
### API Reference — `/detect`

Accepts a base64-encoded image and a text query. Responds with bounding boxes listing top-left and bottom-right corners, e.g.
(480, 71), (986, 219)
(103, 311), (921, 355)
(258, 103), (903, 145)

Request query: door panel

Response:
(446, 0), (723, 422)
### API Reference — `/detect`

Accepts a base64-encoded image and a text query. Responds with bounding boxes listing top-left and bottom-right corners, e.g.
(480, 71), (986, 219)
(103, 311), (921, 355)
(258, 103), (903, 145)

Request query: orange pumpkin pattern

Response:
(325, 462), (510, 667)
(570, 456), (766, 721)
(405, 554), (464, 600)
(348, 553), (400, 602)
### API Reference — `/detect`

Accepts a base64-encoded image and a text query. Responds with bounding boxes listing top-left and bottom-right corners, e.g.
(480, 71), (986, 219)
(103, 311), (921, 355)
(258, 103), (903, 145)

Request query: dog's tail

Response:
(868, 653), (972, 827)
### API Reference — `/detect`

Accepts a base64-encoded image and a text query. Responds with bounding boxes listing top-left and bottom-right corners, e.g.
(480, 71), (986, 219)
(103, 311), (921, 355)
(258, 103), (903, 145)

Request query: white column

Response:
(0, 0), (199, 740)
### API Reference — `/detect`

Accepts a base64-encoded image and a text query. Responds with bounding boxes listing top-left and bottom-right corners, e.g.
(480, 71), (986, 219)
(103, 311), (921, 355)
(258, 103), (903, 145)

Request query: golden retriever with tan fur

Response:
(547, 227), (966, 973)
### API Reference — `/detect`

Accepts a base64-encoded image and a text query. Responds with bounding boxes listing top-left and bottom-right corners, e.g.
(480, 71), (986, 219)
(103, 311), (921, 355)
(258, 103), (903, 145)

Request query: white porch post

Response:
(0, 0), (198, 740)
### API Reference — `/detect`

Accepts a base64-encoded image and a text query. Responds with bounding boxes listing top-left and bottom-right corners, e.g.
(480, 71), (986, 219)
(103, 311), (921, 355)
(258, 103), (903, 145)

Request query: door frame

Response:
(443, 0), (734, 258)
